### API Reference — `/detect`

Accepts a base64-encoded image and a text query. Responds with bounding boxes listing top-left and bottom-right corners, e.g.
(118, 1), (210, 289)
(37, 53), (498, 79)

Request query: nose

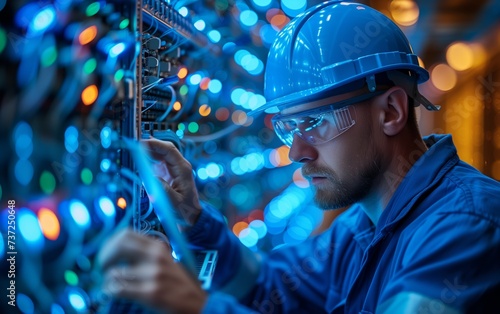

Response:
(288, 134), (318, 163)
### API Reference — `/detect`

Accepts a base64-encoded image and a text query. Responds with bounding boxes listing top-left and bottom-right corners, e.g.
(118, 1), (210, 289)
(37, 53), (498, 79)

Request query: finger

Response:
(102, 262), (175, 303)
(141, 138), (185, 167)
(96, 229), (160, 271)
(102, 266), (140, 296)
(155, 175), (181, 203)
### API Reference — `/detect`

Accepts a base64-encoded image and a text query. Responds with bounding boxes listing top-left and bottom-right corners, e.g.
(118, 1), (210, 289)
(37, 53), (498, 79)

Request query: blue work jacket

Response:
(187, 134), (500, 313)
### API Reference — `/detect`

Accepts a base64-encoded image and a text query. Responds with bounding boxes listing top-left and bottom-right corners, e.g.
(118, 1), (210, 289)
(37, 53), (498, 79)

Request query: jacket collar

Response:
(374, 134), (460, 235)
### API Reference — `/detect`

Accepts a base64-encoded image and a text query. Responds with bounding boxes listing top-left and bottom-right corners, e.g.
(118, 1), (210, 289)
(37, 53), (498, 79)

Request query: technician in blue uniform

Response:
(98, 1), (500, 313)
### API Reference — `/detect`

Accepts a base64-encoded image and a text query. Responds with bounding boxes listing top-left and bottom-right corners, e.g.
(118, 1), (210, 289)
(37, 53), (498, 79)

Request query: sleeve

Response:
(202, 293), (260, 314)
(185, 203), (261, 299)
(378, 212), (500, 314)
(186, 203), (340, 313)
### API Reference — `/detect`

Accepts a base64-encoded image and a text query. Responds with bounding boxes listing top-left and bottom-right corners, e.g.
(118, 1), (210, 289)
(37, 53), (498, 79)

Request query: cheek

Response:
(317, 125), (374, 171)
(317, 141), (358, 172)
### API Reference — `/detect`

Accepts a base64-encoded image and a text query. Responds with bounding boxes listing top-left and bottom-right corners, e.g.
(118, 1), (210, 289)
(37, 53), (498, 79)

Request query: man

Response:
(98, 1), (500, 313)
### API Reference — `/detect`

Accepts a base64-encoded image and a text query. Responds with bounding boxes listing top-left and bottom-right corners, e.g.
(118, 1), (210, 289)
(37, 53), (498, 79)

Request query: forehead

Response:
(279, 89), (367, 116)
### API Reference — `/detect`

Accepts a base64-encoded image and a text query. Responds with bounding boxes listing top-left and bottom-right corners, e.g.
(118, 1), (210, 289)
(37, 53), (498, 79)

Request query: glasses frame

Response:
(272, 90), (387, 146)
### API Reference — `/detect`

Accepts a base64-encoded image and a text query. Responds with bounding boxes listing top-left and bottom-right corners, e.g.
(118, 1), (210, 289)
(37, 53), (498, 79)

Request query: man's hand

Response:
(142, 138), (201, 226)
(97, 229), (207, 314)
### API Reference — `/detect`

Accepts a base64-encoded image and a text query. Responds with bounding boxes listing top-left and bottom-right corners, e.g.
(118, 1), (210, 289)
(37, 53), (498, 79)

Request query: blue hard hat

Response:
(254, 1), (438, 114)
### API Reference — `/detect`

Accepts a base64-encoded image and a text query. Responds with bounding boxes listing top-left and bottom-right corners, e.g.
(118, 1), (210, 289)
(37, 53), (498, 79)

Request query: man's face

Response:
(281, 90), (383, 210)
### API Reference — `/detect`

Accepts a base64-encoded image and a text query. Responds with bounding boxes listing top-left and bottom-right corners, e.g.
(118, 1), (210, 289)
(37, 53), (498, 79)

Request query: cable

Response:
(155, 85), (176, 121)
(142, 100), (158, 113)
(142, 78), (163, 93)
(122, 137), (197, 276)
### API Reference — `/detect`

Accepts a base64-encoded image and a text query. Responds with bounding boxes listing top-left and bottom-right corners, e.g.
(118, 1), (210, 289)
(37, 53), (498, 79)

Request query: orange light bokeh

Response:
(200, 77), (211, 90)
(177, 67), (188, 79)
(81, 85), (98, 106)
(199, 104), (211, 117)
(79, 25), (98, 45)
(173, 101), (182, 111)
(232, 221), (249, 236)
(117, 197), (127, 209)
(38, 208), (60, 240)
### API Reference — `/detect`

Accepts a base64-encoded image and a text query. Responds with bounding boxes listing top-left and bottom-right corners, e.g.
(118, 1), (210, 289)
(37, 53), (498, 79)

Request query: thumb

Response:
(153, 176), (185, 222)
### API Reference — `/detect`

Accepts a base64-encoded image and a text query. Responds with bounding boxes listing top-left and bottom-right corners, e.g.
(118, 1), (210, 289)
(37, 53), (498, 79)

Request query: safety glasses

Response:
(272, 90), (386, 147)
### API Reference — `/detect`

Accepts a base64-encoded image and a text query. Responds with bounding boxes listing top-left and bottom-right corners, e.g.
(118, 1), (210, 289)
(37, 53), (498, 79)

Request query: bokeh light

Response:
(239, 227), (259, 247)
(81, 168), (93, 185)
(240, 10), (258, 27)
(178, 67), (188, 79)
(69, 200), (90, 229)
(15, 160), (34, 186)
(194, 19), (206, 31)
(117, 197), (127, 209)
(249, 219), (267, 238)
(0, 27), (6, 54)
(19, 208), (44, 246)
(79, 25), (98, 45)
(188, 122), (199, 133)
(252, 0), (272, 9)
(281, 0), (307, 17)
(270, 145), (292, 167)
(199, 104), (211, 117)
(65, 270), (79, 286)
(189, 73), (202, 85)
(208, 79), (222, 94)
(431, 64), (457, 91)
(390, 0), (419, 26)
(232, 221), (248, 236)
(17, 294), (35, 314)
(232, 110), (248, 125)
(32, 6), (56, 33)
(173, 101), (182, 111)
(40, 171), (56, 194)
(38, 208), (60, 240)
(208, 30), (221, 43)
(446, 42), (474, 71)
(81, 85), (98, 106)
(293, 168), (309, 188)
(83, 58), (97, 74)
(98, 197), (115, 218)
(68, 289), (88, 312)
(100, 126), (112, 148)
(200, 77), (210, 90)
(119, 19), (130, 29)
(41, 46), (57, 67)
(86, 2), (100, 16)
(178, 6), (188, 17)
(216, 108), (230, 121)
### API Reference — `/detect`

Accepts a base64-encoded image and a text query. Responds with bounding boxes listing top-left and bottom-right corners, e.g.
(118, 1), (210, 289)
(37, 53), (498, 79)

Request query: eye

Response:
(304, 114), (324, 132)
(282, 119), (297, 131)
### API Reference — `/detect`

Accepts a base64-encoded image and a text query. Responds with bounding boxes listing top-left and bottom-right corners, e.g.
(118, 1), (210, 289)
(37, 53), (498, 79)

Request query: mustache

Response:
(301, 164), (335, 178)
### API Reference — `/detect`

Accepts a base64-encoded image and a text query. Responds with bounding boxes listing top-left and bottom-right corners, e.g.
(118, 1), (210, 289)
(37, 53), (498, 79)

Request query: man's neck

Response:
(359, 133), (428, 226)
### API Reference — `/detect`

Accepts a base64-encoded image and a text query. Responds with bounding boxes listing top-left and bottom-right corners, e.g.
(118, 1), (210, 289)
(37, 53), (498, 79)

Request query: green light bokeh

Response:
(83, 58), (97, 74)
(86, 2), (100, 16)
(41, 46), (57, 67)
(40, 171), (56, 194)
(188, 122), (199, 133)
(64, 270), (79, 286)
(81, 168), (93, 185)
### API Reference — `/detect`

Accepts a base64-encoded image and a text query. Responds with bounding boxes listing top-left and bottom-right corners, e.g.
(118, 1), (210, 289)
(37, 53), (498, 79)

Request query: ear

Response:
(374, 87), (409, 136)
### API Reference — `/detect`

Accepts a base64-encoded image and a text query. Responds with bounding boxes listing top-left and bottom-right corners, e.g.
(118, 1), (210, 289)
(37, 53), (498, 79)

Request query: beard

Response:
(302, 158), (381, 210)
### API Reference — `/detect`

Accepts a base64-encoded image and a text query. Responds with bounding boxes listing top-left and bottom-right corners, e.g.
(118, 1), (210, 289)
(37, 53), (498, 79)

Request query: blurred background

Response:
(1, 0), (500, 313)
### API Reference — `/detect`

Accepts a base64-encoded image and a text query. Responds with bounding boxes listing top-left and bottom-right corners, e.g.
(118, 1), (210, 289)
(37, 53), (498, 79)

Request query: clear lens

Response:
(271, 90), (386, 147)
(273, 106), (356, 146)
